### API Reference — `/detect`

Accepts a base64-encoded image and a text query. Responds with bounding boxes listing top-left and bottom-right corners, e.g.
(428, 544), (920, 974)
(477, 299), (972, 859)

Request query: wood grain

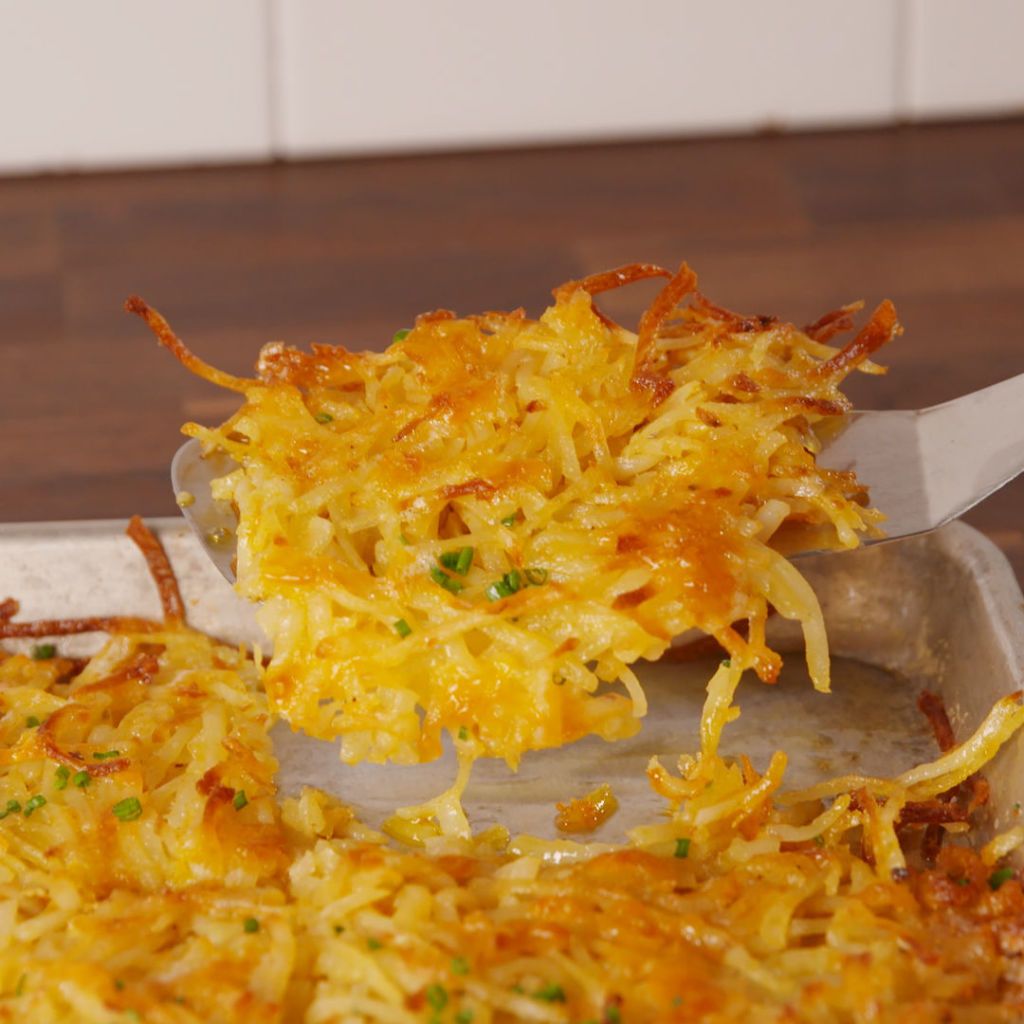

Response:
(2, 119), (1023, 581)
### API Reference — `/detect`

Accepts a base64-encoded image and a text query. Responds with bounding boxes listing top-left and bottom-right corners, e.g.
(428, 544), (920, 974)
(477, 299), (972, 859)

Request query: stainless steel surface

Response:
(820, 371), (1024, 542)
(172, 373), (1024, 581)
(169, 440), (238, 582)
(2, 518), (1023, 846)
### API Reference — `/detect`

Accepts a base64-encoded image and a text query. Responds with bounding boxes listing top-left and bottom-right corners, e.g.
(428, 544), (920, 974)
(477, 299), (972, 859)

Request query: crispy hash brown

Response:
(128, 262), (898, 768)
(1, 523), (1024, 1022)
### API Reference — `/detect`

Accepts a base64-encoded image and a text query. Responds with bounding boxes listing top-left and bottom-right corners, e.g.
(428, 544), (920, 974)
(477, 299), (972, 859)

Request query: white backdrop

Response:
(0, 0), (1022, 174)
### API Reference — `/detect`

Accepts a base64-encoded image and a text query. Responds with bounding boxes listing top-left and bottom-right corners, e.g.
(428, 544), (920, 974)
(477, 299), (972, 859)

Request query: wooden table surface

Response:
(2, 119), (1023, 580)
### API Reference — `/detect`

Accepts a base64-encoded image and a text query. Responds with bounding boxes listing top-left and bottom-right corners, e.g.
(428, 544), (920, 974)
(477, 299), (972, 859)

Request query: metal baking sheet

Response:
(2, 518), (1022, 844)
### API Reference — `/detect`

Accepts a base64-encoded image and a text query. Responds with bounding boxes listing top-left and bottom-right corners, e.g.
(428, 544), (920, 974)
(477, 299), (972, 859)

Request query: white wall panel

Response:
(904, 0), (1024, 117)
(0, 2), (271, 174)
(272, 0), (900, 157)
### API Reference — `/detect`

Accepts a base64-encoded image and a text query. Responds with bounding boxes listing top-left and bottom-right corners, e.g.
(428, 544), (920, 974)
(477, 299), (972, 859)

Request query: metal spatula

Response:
(171, 372), (1024, 584)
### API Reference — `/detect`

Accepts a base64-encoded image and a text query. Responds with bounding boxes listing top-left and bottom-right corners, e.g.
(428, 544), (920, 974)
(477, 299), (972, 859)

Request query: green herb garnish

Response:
(72, 770), (90, 788)
(93, 750), (121, 761)
(25, 716), (40, 728)
(0, 799), (21, 819)
(112, 796), (142, 822)
(426, 984), (448, 1011)
(367, 937), (382, 950)
(440, 547), (474, 576)
(455, 1011), (474, 1024)
(534, 982), (566, 1003)
(394, 618), (412, 638)
(23, 794), (46, 817)
(524, 567), (548, 586)
(450, 955), (470, 975)
(393, 329), (410, 343)
(314, 411), (333, 424)
(674, 837), (691, 859)
(243, 916), (260, 933)
(989, 867), (1016, 891)
(486, 570), (522, 602)
(813, 834), (825, 847)
(430, 567), (464, 594)
(54, 765), (70, 790)
(233, 790), (248, 811)
(457, 726), (469, 741)
(500, 513), (518, 527)
(31, 644), (56, 660)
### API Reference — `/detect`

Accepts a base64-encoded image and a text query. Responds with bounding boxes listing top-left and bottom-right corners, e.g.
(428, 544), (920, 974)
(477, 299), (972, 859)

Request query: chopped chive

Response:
(430, 567), (464, 594)
(457, 726), (469, 741)
(93, 750), (121, 761)
(454, 546), (474, 576)
(500, 513), (518, 527)
(955, 875), (971, 886)
(25, 716), (40, 729)
(455, 1011), (474, 1024)
(394, 618), (412, 638)
(112, 796), (142, 822)
(486, 570), (522, 601)
(392, 328), (410, 343)
(0, 799), (21, 819)
(72, 770), (90, 788)
(674, 837), (691, 859)
(989, 867), (1016, 891)
(243, 916), (260, 933)
(23, 794), (46, 817)
(534, 982), (566, 1003)
(426, 984), (448, 1011)
(439, 547), (474, 576)
(721, 659), (732, 668)
(605, 1005), (622, 1024)
(115, 979), (126, 991)
(14, 974), (25, 997)
(31, 644), (56, 661)
(233, 790), (249, 811)
(54, 765), (70, 790)
(314, 411), (333, 424)
(367, 937), (382, 950)
(333, 924), (345, 935)
(524, 567), (548, 586)
(450, 955), (470, 975)
(813, 834), (825, 847)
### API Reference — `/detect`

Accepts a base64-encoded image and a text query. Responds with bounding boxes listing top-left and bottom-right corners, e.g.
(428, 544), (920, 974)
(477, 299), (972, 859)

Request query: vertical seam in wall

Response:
(263, 0), (282, 157)
(892, 0), (913, 120)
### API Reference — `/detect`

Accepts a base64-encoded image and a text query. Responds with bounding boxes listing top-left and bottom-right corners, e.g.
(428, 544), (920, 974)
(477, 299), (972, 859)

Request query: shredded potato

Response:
(0, 521), (1023, 1022)
(0, 263), (1006, 1022)
(128, 263), (896, 769)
